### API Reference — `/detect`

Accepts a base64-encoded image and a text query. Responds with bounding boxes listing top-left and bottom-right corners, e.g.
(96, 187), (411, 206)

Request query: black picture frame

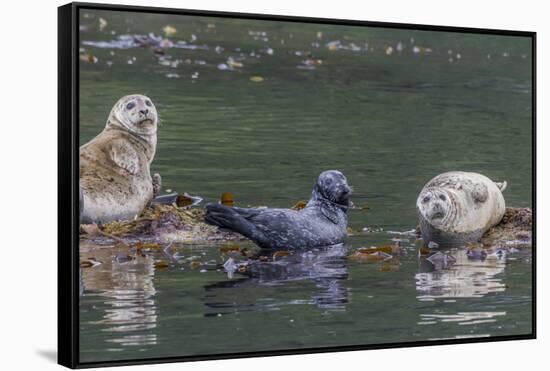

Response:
(58, 2), (537, 368)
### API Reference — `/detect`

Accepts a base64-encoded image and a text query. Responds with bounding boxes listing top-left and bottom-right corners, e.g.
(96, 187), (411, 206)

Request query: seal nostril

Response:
(140, 109), (149, 115)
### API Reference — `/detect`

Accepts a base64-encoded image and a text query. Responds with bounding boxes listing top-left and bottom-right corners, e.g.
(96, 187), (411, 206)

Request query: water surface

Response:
(78, 9), (532, 363)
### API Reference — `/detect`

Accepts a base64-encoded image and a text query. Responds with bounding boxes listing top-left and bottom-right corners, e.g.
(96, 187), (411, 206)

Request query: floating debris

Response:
(361, 227), (383, 233)
(154, 260), (169, 269)
(350, 250), (393, 262)
(357, 246), (394, 255)
(385, 46), (394, 55)
(291, 200), (307, 210)
(396, 41), (404, 53)
(98, 18), (108, 32)
(250, 75), (264, 82)
(162, 25), (177, 37)
(165, 73), (180, 79)
(326, 40), (341, 51)
(220, 192), (234, 206)
(191, 72), (199, 79)
(223, 257), (237, 278)
(418, 246), (431, 256)
(219, 245), (242, 254)
(79, 53), (98, 63)
(225, 57), (243, 69)
(80, 258), (102, 268)
(273, 250), (291, 261)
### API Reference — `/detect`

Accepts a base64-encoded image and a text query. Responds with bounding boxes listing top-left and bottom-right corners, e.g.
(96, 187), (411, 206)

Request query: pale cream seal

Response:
(80, 94), (161, 223)
(417, 171), (507, 247)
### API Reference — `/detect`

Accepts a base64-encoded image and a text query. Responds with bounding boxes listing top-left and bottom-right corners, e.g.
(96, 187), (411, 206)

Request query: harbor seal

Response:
(417, 171), (507, 247)
(205, 170), (352, 249)
(80, 94), (161, 224)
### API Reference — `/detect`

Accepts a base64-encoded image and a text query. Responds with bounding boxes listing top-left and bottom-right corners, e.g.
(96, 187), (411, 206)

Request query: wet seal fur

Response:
(417, 171), (507, 247)
(80, 94), (161, 223)
(205, 170), (352, 249)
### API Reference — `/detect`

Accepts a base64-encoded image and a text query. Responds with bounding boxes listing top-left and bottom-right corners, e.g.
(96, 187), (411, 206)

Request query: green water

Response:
(78, 9), (533, 364)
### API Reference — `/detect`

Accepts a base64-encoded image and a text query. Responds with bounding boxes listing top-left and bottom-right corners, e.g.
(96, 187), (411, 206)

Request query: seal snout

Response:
(428, 203), (446, 220)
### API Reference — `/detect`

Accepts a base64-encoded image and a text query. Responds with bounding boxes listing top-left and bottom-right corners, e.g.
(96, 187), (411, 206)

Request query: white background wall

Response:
(0, 0), (546, 369)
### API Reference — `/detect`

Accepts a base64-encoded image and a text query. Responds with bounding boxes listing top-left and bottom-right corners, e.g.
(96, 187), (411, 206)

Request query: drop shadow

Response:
(36, 349), (57, 363)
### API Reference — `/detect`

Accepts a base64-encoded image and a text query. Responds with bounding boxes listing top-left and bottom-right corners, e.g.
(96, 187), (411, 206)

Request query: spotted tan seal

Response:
(80, 94), (161, 223)
(416, 171), (507, 247)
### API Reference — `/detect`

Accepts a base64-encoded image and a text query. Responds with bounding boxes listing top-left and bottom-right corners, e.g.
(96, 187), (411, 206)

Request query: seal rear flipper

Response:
(205, 203), (272, 248)
(495, 180), (507, 192)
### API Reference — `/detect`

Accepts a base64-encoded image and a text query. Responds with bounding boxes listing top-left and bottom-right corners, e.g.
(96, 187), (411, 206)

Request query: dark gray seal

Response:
(205, 170), (352, 249)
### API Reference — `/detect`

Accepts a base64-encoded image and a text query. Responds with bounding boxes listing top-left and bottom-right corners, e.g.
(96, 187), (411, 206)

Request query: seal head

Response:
(309, 170), (352, 224)
(108, 94), (158, 137)
(417, 187), (456, 229)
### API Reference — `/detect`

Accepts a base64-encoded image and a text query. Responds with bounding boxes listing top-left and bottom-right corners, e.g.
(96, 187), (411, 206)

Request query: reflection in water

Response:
(415, 248), (506, 299)
(80, 247), (158, 349)
(204, 245), (349, 313)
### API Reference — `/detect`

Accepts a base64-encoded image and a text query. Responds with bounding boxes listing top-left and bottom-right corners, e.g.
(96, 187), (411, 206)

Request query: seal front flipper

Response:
(110, 140), (139, 174)
(152, 173), (162, 195)
(472, 182), (489, 203)
(205, 203), (272, 248)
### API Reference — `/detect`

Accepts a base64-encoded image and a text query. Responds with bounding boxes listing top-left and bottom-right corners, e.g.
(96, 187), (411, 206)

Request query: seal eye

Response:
(145, 100), (152, 107)
(126, 102), (136, 110)
(422, 196), (431, 203)
(439, 194), (446, 201)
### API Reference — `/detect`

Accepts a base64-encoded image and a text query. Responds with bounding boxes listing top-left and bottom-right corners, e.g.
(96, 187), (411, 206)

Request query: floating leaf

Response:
(154, 260), (169, 269)
(350, 250), (392, 262)
(291, 200), (307, 210)
(79, 53), (98, 63)
(220, 192), (234, 206)
(360, 203), (370, 210)
(273, 251), (290, 261)
(80, 258), (101, 268)
(418, 247), (430, 256)
(219, 245), (241, 253)
(176, 193), (203, 207)
(238, 265), (247, 273)
(250, 75), (264, 82)
(190, 261), (201, 269)
(226, 58), (243, 69)
(162, 25), (177, 37)
(357, 246), (393, 255)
